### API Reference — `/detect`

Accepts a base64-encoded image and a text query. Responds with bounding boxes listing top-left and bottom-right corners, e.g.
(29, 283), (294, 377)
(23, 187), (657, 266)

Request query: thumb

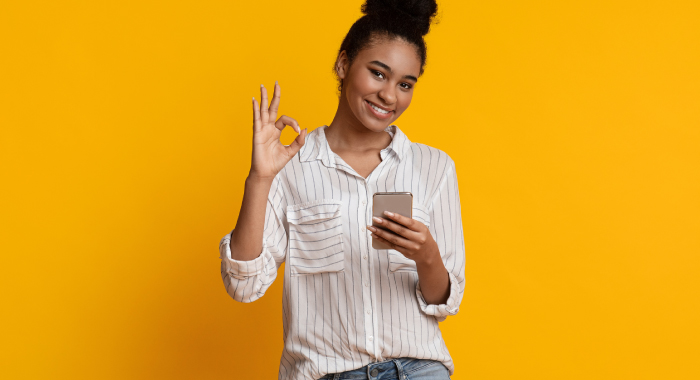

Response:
(287, 128), (307, 156)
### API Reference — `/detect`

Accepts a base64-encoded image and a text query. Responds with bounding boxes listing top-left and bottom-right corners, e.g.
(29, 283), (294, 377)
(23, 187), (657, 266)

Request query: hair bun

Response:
(361, 0), (438, 36)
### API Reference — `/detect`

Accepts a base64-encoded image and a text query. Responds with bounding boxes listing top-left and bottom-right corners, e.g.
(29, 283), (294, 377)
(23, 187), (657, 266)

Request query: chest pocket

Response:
(286, 199), (345, 276)
(388, 203), (432, 273)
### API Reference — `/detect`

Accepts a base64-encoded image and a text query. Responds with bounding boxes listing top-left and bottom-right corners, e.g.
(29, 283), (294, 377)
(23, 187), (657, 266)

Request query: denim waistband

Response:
(319, 357), (441, 380)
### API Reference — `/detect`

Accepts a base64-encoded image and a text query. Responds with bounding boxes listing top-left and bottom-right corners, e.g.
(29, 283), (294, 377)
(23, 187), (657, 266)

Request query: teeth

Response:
(368, 101), (389, 114)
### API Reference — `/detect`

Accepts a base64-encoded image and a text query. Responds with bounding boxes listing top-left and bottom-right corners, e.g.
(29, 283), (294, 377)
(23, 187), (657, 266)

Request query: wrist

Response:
(414, 245), (442, 268)
(246, 173), (275, 186)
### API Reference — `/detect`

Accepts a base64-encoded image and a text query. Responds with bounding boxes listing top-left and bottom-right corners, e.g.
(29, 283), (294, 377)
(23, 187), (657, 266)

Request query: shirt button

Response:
(367, 310), (371, 315)
(363, 255), (368, 260)
(368, 336), (373, 341)
(361, 200), (366, 206)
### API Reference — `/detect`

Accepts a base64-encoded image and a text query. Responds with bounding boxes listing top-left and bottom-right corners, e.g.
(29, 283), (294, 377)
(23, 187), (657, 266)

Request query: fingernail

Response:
(372, 216), (383, 223)
(275, 80), (278, 85)
(260, 84), (264, 88)
(252, 97), (255, 101)
(366, 225), (376, 232)
(384, 211), (394, 217)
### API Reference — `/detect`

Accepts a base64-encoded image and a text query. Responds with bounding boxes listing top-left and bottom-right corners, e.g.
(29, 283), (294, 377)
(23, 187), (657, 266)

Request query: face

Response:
(336, 37), (422, 132)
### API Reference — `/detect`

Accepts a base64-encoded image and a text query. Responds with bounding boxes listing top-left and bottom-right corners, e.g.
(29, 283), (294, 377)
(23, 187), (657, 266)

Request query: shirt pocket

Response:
(286, 199), (345, 276)
(388, 203), (431, 273)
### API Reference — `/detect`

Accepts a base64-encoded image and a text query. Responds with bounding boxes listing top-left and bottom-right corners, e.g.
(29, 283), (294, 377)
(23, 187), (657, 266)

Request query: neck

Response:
(326, 92), (392, 153)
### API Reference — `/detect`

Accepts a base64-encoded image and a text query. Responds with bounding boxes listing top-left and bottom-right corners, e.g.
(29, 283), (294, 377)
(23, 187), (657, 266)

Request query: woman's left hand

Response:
(366, 211), (440, 266)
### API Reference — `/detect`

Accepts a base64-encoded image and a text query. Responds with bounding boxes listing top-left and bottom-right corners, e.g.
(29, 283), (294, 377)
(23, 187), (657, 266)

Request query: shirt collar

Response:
(299, 124), (411, 168)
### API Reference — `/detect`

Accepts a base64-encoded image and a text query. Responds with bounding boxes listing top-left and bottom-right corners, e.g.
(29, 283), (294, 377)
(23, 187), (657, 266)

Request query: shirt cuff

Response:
(219, 230), (267, 279)
(416, 271), (461, 322)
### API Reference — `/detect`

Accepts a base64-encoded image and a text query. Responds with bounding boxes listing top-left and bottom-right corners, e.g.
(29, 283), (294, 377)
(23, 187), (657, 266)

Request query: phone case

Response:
(372, 192), (413, 250)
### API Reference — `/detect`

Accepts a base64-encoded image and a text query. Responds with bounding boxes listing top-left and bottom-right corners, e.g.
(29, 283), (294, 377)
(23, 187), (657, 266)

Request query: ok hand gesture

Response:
(249, 82), (307, 180)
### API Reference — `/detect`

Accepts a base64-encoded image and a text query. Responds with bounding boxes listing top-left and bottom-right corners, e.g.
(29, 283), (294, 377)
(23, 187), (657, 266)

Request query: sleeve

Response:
(415, 157), (466, 322)
(219, 176), (288, 303)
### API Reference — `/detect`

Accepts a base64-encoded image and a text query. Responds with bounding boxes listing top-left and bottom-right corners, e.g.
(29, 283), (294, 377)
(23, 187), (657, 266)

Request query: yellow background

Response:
(2, 0), (698, 378)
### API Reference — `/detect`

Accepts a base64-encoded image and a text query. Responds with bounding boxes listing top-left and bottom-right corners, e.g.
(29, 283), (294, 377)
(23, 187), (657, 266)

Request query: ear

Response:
(336, 50), (349, 80)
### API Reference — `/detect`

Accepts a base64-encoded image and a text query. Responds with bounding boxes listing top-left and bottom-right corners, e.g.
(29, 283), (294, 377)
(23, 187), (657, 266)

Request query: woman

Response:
(219, 0), (465, 379)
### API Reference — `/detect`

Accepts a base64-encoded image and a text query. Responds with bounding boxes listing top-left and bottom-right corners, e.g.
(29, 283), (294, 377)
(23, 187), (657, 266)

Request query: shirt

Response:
(219, 124), (466, 380)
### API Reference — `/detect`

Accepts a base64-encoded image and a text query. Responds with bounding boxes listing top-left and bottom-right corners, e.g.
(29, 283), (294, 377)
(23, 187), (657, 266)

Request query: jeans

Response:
(318, 357), (451, 380)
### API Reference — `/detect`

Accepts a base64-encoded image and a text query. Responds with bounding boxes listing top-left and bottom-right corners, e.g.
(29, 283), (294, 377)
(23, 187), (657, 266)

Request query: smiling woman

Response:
(219, 1), (466, 379)
(333, 40), (420, 130)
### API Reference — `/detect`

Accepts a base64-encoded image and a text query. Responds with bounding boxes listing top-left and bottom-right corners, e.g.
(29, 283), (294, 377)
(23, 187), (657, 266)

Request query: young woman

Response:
(219, 0), (465, 379)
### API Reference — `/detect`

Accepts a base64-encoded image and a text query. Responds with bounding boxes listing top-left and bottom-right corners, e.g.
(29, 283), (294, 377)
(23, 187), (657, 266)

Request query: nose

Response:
(377, 83), (396, 107)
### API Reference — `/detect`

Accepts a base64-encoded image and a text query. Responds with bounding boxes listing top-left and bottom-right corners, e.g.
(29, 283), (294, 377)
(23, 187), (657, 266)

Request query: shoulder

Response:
(408, 142), (456, 169)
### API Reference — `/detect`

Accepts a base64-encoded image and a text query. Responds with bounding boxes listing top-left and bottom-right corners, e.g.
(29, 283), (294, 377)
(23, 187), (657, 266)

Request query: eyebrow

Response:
(369, 60), (418, 83)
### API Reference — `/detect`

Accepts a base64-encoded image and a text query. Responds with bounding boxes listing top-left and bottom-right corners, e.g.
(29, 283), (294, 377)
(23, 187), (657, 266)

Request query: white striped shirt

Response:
(219, 124), (466, 380)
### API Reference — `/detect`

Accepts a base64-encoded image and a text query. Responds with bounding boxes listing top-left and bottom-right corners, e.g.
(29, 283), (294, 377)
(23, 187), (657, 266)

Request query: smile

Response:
(365, 100), (393, 119)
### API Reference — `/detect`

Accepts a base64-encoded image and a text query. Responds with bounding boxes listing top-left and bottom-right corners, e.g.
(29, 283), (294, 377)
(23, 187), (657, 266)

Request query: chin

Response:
(363, 120), (392, 132)
(361, 110), (397, 131)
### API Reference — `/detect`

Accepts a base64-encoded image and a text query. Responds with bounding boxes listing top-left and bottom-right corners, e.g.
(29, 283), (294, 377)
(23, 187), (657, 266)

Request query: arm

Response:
(219, 175), (288, 303)
(229, 175), (274, 261)
(415, 252), (451, 305)
(417, 158), (466, 321)
(219, 82), (306, 303)
(367, 158), (466, 321)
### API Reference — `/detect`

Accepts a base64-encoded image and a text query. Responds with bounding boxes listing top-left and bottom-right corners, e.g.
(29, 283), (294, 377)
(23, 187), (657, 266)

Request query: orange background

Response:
(2, 0), (699, 379)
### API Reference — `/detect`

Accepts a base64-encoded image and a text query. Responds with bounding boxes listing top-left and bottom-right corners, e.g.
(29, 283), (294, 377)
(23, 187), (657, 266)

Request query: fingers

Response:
(252, 97), (261, 131)
(268, 81), (281, 122)
(260, 84), (269, 125)
(380, 210), (422, 232)
(370, 231), (403, 252)
(369, 228), (397, 250)
(287, 128), (307, 156)
(367, 224), (415, 251)
(275, 115), (301, 133)
(384, 211), (421, 231)
(372, 215), (418, 242)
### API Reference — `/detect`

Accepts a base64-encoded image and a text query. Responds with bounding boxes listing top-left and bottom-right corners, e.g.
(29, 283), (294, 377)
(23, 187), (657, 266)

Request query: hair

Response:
(333, 0), (440, 95)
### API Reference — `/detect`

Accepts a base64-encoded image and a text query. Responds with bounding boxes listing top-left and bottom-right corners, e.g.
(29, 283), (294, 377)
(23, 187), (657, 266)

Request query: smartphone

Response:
(372, 192), (413, 250)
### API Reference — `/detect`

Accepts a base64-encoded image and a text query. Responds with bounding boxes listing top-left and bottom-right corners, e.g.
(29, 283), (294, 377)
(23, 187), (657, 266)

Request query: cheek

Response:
(349, 74), (381, 95)
(396, 93), (414, 112)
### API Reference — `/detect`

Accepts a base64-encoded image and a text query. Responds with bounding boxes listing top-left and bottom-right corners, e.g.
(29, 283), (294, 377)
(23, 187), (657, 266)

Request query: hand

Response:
(249, 82), (307, 180)
(366, 211), (440, 266)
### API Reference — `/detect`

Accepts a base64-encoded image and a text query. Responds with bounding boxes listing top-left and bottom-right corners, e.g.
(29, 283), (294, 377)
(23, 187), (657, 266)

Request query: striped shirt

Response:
(219, 124), (466, 380)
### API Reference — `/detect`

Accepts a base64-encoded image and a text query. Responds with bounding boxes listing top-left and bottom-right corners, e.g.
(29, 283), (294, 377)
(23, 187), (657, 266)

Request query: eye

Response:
(400, 83), (413, 90)
(371, 69), (385, 79)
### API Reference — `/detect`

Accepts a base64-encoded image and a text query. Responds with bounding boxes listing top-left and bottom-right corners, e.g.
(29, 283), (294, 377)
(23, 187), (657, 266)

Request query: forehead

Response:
(354, 36), (421, 75)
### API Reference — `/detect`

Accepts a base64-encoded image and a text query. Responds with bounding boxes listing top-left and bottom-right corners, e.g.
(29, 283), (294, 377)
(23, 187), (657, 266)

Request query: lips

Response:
(365, 100), (394, 119)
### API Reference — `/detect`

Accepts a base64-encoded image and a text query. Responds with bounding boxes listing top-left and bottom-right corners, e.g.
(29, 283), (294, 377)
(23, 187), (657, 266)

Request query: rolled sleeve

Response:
(416, 271), (462, 322)
(219, 176), (288, 303)
(417, 157), (466, 321)
(220, 230), (271, 280)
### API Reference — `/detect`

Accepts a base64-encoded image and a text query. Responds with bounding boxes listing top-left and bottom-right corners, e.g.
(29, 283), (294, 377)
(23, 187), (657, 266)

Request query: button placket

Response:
(365, 182), (383, 361)
(360, 180), (375, 355)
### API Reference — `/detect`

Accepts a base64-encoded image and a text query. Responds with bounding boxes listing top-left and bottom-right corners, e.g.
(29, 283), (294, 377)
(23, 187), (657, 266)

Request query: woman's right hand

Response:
(249, 81), (307, 181)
